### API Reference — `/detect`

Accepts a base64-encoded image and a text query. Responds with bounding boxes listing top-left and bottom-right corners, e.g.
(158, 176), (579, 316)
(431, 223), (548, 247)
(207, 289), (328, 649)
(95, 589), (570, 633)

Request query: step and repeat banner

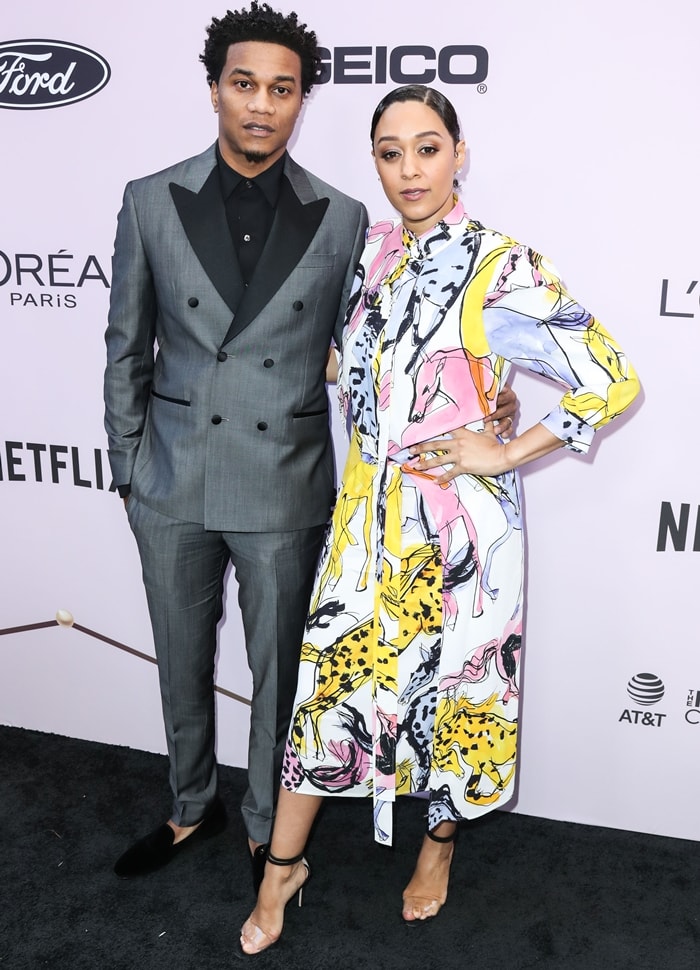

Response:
(1, 1), (698, 841)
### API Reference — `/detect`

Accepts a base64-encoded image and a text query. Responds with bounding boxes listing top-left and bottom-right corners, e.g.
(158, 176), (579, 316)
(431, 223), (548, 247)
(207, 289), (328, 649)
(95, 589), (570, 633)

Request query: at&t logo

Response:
(619, 672), (667, 727)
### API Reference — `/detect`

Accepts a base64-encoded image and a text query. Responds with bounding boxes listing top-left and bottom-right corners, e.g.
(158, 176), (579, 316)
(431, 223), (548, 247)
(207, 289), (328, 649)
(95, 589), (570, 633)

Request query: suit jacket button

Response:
(211, 414), (222, 425)
(292, 300), (303, 311)
(188, 297), (199, 308)
(257, 421), (268, 431)
(217, 351), (228, 362)
(263, 358), (274, 368)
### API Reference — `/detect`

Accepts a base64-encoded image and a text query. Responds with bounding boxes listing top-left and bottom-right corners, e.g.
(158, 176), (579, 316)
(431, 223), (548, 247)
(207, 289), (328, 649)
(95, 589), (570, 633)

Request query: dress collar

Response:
(402, 198), (468, 259)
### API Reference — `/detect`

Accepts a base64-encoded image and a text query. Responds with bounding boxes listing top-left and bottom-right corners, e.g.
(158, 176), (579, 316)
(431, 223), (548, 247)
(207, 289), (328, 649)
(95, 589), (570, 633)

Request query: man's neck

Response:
(217, 138), (285, 178)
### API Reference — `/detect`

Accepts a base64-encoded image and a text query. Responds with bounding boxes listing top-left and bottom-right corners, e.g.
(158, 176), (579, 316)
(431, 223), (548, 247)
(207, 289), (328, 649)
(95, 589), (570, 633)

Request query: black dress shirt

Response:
(216, 146), (286, 284)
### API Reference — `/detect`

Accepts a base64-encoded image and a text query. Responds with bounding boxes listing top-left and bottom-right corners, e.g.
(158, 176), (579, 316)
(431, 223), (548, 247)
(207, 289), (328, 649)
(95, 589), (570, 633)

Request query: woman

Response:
(240, 84), (640, 953)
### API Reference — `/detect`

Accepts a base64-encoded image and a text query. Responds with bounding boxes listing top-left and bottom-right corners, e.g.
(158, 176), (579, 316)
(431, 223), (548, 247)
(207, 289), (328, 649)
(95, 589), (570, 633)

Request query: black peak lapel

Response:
(220, 175), (329, 346)
(169, 169), (245, 315)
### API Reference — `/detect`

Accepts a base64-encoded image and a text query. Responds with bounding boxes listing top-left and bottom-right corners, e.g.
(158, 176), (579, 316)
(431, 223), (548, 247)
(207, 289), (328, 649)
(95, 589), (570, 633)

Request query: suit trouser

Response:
(126, 495), (326, 842)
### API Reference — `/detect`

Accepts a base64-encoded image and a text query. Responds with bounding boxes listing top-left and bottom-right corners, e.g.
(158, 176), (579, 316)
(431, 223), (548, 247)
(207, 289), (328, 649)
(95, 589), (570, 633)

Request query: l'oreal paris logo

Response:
(0, 40), (110, 109)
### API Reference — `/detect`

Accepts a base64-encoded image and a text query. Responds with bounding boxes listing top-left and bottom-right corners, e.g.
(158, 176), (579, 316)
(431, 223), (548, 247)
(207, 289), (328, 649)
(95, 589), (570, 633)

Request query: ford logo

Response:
(0, 39), (110, 109)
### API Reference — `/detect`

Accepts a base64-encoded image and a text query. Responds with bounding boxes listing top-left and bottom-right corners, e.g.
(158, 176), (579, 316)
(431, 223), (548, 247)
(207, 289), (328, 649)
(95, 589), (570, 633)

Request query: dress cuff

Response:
(541, 406), (595, 454)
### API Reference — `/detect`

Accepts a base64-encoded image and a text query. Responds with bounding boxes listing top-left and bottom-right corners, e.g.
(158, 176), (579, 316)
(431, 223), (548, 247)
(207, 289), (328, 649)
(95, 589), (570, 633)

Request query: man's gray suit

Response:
(104, 143), (368, 840)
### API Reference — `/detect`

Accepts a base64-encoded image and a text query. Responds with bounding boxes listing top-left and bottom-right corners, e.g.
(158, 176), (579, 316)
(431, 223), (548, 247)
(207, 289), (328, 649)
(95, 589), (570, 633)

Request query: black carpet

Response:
(1, 725), (697, 970)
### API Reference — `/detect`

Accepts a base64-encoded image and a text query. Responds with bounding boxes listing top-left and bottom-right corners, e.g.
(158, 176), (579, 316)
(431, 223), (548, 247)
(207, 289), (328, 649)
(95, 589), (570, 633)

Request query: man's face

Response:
(211, 41), (304, 176)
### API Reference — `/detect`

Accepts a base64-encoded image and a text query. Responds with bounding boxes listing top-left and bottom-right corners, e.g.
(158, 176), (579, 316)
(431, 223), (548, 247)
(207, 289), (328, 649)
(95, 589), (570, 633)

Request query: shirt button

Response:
(257, 421), (268, 431)
(188, 297), (199, 307)
(292, 300), (303, 311)
(245, 180), (253, 189)
(243, 234), (251, 243)
(217, 351), (228, 362)
(211, 414), (222, 425)
(263, 358), (274, 368)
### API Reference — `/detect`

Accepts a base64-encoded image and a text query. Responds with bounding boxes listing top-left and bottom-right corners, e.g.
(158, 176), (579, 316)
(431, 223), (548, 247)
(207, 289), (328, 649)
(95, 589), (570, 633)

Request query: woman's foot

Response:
(401, 823), (456, 924)
(240, 855), (310, 955)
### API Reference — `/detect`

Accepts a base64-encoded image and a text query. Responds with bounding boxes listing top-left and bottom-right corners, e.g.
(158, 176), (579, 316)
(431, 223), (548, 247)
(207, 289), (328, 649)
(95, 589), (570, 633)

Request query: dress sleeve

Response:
(481, 242), (640, 453)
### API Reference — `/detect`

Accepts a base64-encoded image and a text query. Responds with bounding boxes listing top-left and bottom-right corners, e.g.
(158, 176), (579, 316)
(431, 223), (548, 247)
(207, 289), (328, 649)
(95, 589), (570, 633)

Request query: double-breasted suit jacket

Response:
(104, 144), (368, 530)
(103, 143), (368, 837)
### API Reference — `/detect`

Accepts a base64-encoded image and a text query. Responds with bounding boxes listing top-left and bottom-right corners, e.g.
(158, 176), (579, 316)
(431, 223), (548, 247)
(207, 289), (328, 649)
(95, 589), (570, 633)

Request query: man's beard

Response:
(243, 150), (271, 165)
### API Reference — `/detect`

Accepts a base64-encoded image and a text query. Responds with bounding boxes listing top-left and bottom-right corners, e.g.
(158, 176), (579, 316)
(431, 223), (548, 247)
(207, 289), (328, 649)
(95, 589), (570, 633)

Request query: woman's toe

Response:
(240, 918), (276, 955)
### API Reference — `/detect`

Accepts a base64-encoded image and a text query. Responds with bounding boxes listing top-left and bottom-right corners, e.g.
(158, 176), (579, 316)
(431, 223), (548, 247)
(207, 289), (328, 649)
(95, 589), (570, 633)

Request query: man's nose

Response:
(248, 90), (274, 113)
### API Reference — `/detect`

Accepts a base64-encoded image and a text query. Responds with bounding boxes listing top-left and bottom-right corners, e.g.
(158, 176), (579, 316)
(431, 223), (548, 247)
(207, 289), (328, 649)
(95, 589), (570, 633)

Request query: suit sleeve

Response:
(103, 182), (157, 489)
(332, 202), (369, 350)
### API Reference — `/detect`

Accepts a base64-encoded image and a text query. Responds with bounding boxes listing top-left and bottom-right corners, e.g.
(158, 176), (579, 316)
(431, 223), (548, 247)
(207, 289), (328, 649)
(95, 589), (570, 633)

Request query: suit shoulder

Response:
(124, 145), (216, 194)
(295, 165), (365, 216)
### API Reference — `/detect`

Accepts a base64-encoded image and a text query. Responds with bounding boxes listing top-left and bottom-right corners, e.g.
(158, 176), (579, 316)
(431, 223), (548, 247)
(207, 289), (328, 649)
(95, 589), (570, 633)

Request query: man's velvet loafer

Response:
(251, 842), (269, 893)
(114, 795), (227, 877)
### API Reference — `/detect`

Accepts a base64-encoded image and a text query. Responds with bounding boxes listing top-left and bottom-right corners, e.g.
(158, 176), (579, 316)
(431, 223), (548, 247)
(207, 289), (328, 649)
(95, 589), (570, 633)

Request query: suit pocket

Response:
(292, 408), (328, 419)
(295, 254), (336, 269)
(151, 389), (191, 407)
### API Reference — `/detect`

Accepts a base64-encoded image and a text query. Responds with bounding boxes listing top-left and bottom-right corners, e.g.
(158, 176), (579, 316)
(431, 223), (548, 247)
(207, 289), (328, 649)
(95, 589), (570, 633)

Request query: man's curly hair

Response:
(200, 3), (320, 95)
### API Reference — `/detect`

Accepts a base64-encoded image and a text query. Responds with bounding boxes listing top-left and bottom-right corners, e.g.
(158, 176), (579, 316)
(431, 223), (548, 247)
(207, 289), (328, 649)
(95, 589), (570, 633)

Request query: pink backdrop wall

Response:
(2, 1), (698, 840)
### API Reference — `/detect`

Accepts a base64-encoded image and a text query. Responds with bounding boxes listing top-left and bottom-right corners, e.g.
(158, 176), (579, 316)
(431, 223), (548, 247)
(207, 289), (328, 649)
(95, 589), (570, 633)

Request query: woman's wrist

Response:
(502, 425), (565, 472)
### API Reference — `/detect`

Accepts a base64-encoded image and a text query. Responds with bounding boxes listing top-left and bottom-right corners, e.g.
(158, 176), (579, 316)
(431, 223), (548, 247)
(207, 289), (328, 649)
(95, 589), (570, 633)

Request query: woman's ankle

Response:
(261, 857), (305, 893)
(427, 820), (457, 842)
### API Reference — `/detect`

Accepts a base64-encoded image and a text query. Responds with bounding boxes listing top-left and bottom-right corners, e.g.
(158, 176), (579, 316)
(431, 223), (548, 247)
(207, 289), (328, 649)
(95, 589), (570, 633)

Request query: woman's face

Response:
(372, 99), (465, 236)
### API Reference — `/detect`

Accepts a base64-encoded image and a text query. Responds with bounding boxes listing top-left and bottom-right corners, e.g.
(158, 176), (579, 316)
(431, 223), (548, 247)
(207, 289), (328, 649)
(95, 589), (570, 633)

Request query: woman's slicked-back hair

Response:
(200, 2), (321, 95)
(370, 84), (461, 145)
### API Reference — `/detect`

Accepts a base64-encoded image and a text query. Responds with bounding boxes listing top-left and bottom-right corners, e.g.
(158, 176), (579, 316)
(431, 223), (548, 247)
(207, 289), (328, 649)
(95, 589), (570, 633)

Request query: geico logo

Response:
(317, 45), (488, 85)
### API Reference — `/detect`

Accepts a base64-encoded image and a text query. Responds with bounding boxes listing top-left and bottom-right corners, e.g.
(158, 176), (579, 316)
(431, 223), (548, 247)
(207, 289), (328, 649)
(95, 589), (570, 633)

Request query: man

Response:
(104, 3), (367, 885)
(104, 3), (515, 886)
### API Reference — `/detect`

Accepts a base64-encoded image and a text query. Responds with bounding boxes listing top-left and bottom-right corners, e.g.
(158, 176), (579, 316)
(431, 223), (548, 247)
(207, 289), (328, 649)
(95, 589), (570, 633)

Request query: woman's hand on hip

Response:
(409, 425), (509, 483)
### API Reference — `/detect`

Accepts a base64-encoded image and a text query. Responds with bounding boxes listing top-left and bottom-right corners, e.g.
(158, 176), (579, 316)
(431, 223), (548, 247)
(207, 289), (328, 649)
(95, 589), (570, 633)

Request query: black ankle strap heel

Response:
(240, 851), (312, 956)
(401, 824), (457, 927)
(426, 827), (458, 844)
(266, 851), (305, 866)
(265, 851), (311, 907)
